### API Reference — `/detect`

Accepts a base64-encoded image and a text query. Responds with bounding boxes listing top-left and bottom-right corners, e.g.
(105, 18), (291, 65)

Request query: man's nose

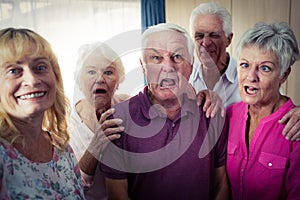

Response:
(161, 58), (176, 73)
(202, 35), (212, 47)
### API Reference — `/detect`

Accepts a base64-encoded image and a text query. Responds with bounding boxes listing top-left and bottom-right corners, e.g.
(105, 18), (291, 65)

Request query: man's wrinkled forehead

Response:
(143, 30), (187, 52)
(193, 14), (224, 32)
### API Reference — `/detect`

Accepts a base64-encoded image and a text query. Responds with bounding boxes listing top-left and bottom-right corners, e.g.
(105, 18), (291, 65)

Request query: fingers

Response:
(196, 89), (211, 111)
(204, 97), (224, 118)
(106, 133), (122, 141)
(210, 99), (225, 118)
(89, 118), (124, 155)
(97, 118), (124, 143)
(289, 130), (300, 141)
(213, 95), (225, 118)
(88, 108), (125, 157)
(99, 108), (115, 124)
(196, 92), (206, 107)
(204, 97), (214, 118)
(103, 125), (124, 138)
(279, 106), (300, 141)
(282, 118), (300, 141)
(281, 116), (296, 139)
(203, 97), (212, 113)
(198, 90), (224, 118)
(97, 108), (125, 140)
(278, 110), (291, 125)
(221, 108), (226, 118)
(101, 118), (123, 132)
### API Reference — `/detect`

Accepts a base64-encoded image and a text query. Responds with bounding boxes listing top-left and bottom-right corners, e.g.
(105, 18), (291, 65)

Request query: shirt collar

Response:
(140, 86), (198, 120)
(190, 58), (203, 82)
(224, 55), (237, 83)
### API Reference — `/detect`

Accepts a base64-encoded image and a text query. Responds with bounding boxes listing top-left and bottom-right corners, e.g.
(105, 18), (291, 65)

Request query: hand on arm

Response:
(196, 89), (225, 118)
(79, 108), (124, 176)
(279, 106), (300, 141)
(106, 178), (130, 200)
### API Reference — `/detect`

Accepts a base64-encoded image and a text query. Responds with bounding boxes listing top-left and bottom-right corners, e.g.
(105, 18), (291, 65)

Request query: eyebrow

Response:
(83, 65), (95, 68)
(239, 58), (276, 66)
(260, 61), (276, 66)
(195, 31), (224, 37)
(32, 57), (49, 62)
(0, 57), (49, 72)
(146, 47), (185, 54)
(9, 56), (48, 65)
(84, 65), (116, 70)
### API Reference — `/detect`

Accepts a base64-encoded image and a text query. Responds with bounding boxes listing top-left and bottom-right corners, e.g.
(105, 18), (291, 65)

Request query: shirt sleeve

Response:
(212, 113), (228, 168)
(80, 170), (94, 191)
(99, 139), (128, 180)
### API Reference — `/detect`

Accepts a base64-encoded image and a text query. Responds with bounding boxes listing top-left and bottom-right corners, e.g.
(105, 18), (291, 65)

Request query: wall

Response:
(166, 0), (300, 105)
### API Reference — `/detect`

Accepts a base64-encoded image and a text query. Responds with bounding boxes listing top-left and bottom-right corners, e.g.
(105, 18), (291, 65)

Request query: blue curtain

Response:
(141, 0), (166, 32)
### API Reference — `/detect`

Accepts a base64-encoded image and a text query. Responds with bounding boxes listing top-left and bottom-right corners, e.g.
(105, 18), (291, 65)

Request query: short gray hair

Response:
(236, 21), (300, 76)
(189, 2), (232, 37)
(141, 23), (195, 64)
(74, 42), (125, 84)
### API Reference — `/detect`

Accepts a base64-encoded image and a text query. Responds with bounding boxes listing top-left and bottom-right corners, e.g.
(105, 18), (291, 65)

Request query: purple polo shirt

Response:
(226, 99), (300, 200)
(100, 87), (228, 200)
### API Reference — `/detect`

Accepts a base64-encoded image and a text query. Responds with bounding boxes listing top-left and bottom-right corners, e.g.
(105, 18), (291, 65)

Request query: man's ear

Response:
(139, 58), (146, 75)
(280, 67), (291, 84)
(226, 33), (233, 47)
(139, 58), (148, 86)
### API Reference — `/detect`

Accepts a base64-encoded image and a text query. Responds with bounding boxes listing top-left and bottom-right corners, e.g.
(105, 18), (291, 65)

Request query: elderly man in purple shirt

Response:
(100, 23), (229, 200)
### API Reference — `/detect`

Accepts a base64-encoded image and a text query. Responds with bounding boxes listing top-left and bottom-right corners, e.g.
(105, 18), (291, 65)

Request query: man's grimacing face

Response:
(192, 14), (232, 67)
(142, 30), (192, 103)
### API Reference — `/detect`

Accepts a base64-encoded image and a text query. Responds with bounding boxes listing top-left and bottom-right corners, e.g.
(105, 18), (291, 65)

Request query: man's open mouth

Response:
(160, 78), (176, 88)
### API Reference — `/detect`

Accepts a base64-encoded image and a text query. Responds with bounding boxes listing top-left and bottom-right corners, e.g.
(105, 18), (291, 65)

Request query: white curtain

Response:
(0, 0), (144, 103)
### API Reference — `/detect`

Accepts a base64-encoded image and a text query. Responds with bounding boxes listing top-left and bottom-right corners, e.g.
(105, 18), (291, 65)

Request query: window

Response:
(0, 0), (143, 103)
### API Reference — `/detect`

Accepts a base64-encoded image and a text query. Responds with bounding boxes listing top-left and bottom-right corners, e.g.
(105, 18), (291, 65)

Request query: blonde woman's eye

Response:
(6, 67), (22, 78)
(36, 64), (47, 71)
(9, 68), (21, 74)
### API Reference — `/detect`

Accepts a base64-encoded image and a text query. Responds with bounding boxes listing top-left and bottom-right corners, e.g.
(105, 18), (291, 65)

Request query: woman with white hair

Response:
(226, 21), (300, 200)
(69, 42), (129, 200)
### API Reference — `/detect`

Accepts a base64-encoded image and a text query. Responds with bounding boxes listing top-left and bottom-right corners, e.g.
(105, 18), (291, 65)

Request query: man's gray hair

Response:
(189, 2), (232, 37)
(141, 23), (195, 64)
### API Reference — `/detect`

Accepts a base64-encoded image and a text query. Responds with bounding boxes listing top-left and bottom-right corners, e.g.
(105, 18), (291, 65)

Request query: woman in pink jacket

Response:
(226, 21), (300, 200)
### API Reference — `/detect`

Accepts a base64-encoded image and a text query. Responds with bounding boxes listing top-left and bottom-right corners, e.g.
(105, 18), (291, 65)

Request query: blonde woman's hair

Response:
(0, 28), (71, 151)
